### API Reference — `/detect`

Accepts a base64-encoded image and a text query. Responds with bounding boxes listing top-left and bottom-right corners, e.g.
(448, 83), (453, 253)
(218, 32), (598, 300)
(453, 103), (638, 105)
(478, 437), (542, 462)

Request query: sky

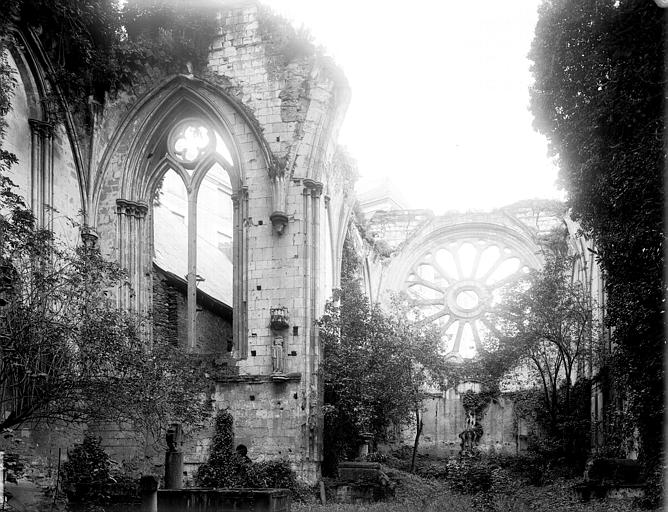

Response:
(264, 0), (564, 214)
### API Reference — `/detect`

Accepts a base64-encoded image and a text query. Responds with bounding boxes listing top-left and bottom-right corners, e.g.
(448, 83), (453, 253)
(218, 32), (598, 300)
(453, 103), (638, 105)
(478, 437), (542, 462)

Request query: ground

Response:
(292, 452), (659, 512)
(294, 480), (652, 512)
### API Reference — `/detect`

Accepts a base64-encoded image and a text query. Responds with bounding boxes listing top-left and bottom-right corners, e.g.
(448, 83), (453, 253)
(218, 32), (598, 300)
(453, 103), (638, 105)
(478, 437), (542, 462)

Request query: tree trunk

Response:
(409, 408), (423, 473)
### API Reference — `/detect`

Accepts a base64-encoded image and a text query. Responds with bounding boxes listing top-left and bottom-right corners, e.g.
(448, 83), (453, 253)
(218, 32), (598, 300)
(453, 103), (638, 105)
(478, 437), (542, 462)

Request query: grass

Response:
(292, 460), (655, 512)
(293, 483), (646, 512)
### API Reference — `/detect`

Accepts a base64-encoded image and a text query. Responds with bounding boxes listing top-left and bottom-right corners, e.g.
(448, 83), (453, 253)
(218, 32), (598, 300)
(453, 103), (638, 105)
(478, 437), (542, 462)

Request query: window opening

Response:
(405, 236), (535, 359)
(153, 119), (236, 351)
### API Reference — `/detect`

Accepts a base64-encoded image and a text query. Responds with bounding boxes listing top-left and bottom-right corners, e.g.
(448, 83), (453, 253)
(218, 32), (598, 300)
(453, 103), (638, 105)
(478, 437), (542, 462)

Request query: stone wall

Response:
(357, 204), (564, 454)
(153, 268), (234, 353)
(3, 45), (82, 245)
(3, 0), (353, 484)
(414, 391), (519, 457)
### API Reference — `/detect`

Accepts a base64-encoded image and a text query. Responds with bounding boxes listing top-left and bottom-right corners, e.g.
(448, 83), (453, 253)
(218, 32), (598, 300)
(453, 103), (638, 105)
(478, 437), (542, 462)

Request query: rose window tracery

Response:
(404, 234), (536, 359)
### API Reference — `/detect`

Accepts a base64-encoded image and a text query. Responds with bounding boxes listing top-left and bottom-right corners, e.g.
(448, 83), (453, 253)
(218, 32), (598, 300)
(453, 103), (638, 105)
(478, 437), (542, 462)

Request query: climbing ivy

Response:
(461, 389), (497, 419)
(530, 1), (664, 503)
(4, 0), (219, 117)
(256, 4), (316, 80)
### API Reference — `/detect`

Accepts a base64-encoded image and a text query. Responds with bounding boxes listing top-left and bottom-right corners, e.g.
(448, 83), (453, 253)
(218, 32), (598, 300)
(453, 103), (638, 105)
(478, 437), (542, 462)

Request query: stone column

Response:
(231, 187), (248, 357)
(302, 179), (323, 462)
(115, 199), (148, 311)
(28, 119), (53, 228)
(164, 424), (184, 490)
(186, 189), (197, 350)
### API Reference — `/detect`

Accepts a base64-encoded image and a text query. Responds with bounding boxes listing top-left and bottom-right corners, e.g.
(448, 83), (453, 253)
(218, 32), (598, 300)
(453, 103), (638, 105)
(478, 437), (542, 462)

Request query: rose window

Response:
(404, 236), (535, 359)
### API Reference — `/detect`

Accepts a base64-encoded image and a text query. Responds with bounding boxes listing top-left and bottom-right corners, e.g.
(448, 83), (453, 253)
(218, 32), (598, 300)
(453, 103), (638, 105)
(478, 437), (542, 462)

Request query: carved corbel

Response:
(80, 226), (99, 248)
(269, 156), (289, 235)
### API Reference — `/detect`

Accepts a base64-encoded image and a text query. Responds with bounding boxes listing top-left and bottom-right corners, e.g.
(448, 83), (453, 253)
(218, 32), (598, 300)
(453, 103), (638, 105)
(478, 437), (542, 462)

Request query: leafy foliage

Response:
(0, 172), (210, 433)
(490, 255), (593, 413)
(3, 0), (218, 114)
(319, 232), (446, 475)
(196, 409), (310, 499)
(61, 434), (113, 505)
(530, 0), (664, 500)
(461, 389), (498, 419)
(61, 434), (141, 506)
(445, 458), (493, 495)
(481, 253), (594, 468)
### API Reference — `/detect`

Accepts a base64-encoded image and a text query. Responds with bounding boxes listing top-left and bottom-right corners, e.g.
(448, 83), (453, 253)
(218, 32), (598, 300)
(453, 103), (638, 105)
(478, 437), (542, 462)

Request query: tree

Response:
(0, 170), (210, 434)
(491, 256), (593, 417)
(484, 254), (594, 465)
(530, 0), (664, 498)
(318, 233), (443, 475)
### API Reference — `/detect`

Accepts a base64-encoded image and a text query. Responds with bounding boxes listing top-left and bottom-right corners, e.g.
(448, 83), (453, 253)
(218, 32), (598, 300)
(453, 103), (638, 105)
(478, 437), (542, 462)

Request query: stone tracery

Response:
(405, 233), (535, 358)
(378, 214), (544, 360)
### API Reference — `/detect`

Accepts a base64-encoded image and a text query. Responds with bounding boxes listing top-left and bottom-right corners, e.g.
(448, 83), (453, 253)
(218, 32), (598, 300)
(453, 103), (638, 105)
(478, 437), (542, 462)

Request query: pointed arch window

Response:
(153, 118), (236, 350)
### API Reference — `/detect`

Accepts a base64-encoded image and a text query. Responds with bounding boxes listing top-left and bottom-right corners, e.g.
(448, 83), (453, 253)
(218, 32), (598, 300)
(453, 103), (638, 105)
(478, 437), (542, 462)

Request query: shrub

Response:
(195, 409), (313, 501)
(445, 458), (492, 494)
(61, 434), (141, 506)
(61, 434), (112, 505)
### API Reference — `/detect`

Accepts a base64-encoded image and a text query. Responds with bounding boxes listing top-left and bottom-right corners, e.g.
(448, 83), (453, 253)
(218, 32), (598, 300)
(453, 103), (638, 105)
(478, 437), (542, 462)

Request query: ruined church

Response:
(1, 0), (609, 484)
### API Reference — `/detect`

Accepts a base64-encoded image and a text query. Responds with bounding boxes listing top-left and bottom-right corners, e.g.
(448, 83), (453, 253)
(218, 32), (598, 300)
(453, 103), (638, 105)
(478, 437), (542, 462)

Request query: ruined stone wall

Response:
(153, 273), (181, 346)
(415, 392), (518, 457)
(359, 205), (563, 453)
(153, 272), (234, 353)
(3, 1), (353, 484)
(2, 46), (82, 245)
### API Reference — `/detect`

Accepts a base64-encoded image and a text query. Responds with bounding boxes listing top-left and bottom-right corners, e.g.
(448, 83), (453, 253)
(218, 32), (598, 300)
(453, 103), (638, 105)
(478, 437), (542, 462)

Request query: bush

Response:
(415, 461), (449, 480)
(485, 453), (547, 486)
(445, 458), (492, 494)
(61, 434), (141, 506)
(61, 434), (113, 505)
(195, 409), (313, 501)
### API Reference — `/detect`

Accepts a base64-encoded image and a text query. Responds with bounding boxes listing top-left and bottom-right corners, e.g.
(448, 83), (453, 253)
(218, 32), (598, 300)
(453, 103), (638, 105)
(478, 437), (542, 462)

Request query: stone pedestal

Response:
(164, 452), (184, 490)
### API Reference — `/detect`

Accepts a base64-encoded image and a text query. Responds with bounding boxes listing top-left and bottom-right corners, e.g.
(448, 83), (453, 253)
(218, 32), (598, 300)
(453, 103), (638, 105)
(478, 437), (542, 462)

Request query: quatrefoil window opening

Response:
(168, 119), (216, 170)
(404, 239), (532, 359)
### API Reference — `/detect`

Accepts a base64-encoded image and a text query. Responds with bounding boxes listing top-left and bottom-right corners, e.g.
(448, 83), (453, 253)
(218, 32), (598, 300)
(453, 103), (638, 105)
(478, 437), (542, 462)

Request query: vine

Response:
(461, 389), (497, 418)
(6, 0), (219, 119)
(256, 4), (316, 81)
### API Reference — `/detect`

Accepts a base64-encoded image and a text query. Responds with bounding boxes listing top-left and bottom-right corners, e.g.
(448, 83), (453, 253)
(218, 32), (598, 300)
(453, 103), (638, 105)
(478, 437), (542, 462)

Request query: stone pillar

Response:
(115, 199), (148, 311)
(302, 179), (324, 464)
(164, 424), (184, 489)
(231, 187), (248, 357)
(28, 119), (53, 228)
(0, 451), (4, 505)
(186, 189), (198, 350)
(164, 452), (184, 490)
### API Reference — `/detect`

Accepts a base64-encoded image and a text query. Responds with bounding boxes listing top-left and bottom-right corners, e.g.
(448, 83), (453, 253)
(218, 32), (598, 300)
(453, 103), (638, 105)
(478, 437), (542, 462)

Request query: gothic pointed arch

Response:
(92, 75), (280, 357)
(3, 28), (86, 229)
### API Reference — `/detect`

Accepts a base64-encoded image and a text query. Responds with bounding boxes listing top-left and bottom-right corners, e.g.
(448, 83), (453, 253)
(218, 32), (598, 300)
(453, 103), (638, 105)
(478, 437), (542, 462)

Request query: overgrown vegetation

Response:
(61, 434), (139, 507)
(0, 169), (210, 433)
(319, 232), (446, 475)
(2, 0), (219, 110)
(305, 448), (653, 511)
(195, 409), (312, 500)
(478, 253), (595, 470)
(0, 49), (209, 433)
(530, 1), (664, 504)
(1, 0), (316, 119)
